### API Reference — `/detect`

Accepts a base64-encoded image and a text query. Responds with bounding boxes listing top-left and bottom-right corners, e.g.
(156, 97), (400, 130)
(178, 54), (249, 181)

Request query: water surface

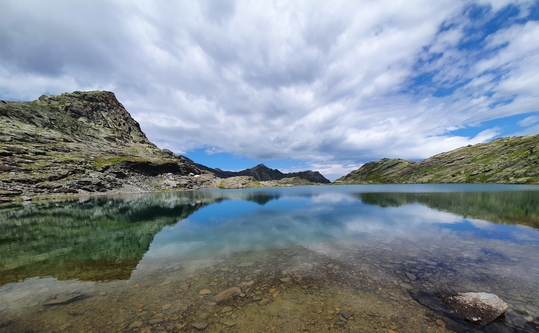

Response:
(1, 184), (539, 332)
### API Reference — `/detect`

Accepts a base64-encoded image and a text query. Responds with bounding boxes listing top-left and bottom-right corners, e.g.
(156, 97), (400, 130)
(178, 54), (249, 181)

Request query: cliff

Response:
(335, 134), (539, 184)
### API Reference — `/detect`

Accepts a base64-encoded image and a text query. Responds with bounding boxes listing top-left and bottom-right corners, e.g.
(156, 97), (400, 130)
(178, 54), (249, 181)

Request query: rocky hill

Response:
(335, 134), (539, 184)
(0, 90), (330, 204)
(0, 91), (218, 204)
(184, 159), (330, 184)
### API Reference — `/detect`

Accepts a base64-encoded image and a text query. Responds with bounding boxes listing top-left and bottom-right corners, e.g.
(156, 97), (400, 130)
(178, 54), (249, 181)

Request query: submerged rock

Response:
(213, 287), (241, 303)
(438, 292), (507, 324)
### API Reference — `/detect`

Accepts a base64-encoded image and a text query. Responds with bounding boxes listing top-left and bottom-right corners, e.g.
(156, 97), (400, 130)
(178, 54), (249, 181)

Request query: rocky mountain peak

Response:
(30, 90), (153, 146)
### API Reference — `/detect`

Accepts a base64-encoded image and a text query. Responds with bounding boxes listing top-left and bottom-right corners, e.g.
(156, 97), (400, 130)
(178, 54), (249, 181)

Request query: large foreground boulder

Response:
(438, 292), (508, 324)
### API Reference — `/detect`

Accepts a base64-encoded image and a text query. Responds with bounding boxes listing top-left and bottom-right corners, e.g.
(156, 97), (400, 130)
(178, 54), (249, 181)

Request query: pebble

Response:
(221, 306), (233, 313)
(259, 298), (273, 306)
(191, 322), (209, 330)
(148, 318), (164, 325)
(129, 321), (143, 329)
(199, 289), (211, 295)
(399, 283), (413, 290)
(222, 320), (236, 326)
(405, 273), (417, 281)
(280, 277), (291, 283)
(214, 287), (241, 303)
(340, 310), (354, 320)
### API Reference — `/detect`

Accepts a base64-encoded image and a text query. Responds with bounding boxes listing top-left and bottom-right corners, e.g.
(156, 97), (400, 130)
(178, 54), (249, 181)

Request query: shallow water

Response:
(1, 184), (539, 332)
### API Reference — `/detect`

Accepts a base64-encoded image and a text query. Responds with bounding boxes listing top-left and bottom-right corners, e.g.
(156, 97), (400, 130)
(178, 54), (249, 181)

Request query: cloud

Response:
(1, 0), (538, 177)
(518, 115), (539, 127)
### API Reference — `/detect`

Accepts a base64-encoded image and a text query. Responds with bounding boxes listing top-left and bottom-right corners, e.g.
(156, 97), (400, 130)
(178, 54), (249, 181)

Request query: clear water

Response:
(1, 184), (539, 332)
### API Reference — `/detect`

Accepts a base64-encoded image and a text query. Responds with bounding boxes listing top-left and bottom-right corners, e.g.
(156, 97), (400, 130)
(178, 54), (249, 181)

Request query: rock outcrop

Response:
(335, 134), (539, 184)
(0, 91), (214, 203)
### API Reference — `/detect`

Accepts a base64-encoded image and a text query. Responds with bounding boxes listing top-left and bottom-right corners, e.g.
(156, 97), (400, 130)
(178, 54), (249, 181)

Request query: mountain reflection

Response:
(3, 186), (539, 288)
(357, 191), (539, 229)
(0, 191), (283, 287)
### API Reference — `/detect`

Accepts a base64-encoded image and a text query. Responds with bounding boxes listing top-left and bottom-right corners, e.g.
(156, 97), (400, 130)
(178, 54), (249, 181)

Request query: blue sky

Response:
(1, 0), (538, 180)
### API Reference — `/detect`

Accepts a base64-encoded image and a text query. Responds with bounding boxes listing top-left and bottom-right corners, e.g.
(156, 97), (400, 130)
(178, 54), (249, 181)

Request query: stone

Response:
(439, 292), (508, 324)
(339, 310), (354, 320)
(221, 306), (233, 313)
(405, 272), (417, 281)
(214, 287), (241, 303)
(191, 322), (209, 330)
(148, 318), (164, 325)
(259, 298), (273, 306)
(129, 321), (143, 329)
(199, 289), (211, 295)
(280, 277), (291, 283)
(222, 320), (236, 327)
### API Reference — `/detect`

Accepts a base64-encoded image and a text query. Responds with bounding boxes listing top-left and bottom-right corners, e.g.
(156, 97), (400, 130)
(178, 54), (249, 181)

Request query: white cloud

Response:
(0, 0), (538, 178)
(518, 115), (539, 127)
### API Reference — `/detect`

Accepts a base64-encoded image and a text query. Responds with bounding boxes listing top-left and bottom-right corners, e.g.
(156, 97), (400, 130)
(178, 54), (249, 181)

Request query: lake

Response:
(1, 184), (539, 332)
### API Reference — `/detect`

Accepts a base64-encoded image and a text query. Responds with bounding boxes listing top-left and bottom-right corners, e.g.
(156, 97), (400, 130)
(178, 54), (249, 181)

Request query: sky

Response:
(1, 0), (538, 181)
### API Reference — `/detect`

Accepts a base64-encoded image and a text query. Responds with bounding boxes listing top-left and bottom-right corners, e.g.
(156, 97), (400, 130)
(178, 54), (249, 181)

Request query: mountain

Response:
(0, 90), (329, 204)
(0, 91), (217, 204)
(181, 158), (330, 184)
(335, 134), (539, 184)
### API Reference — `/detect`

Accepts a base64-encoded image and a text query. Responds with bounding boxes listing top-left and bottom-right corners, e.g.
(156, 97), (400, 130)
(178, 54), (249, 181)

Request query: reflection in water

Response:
(0, 192), (218, 285)
(0, 191), (283, 287)
(1, 185), (539, 332)
(358, 191), (539, 228)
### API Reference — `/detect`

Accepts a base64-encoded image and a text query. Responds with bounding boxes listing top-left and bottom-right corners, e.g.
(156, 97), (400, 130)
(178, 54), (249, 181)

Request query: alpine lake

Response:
(1, 184), (539, 333)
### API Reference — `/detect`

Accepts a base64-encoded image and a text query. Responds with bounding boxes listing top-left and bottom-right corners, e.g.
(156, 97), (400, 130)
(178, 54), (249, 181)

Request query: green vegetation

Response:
(0, 192), (220, 286)
(336, 134), (539, 184)
(91, 155), (150, 168)
(358, 191), (539, 229)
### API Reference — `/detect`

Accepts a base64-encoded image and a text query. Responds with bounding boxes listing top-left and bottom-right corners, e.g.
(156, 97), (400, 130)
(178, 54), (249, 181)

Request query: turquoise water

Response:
(1, 184), (539, 332)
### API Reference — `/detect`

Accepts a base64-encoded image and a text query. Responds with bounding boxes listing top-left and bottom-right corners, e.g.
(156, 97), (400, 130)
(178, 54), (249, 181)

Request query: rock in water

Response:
(439, 292), (507, 324)
(213, 287), (241, 303)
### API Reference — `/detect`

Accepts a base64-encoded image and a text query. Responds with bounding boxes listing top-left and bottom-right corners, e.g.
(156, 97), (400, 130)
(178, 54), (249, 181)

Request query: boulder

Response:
(438, 292), (507, 324)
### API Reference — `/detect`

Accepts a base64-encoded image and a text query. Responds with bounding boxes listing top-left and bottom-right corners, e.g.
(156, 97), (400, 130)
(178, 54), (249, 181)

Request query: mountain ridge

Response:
(182, 158), (330, 183)
(335, 134), (539, 184)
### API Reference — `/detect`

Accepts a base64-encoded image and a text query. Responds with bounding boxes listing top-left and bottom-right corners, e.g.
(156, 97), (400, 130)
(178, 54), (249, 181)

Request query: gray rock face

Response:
(0, 91), (207, 203)
(439, 292), (508, 324)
